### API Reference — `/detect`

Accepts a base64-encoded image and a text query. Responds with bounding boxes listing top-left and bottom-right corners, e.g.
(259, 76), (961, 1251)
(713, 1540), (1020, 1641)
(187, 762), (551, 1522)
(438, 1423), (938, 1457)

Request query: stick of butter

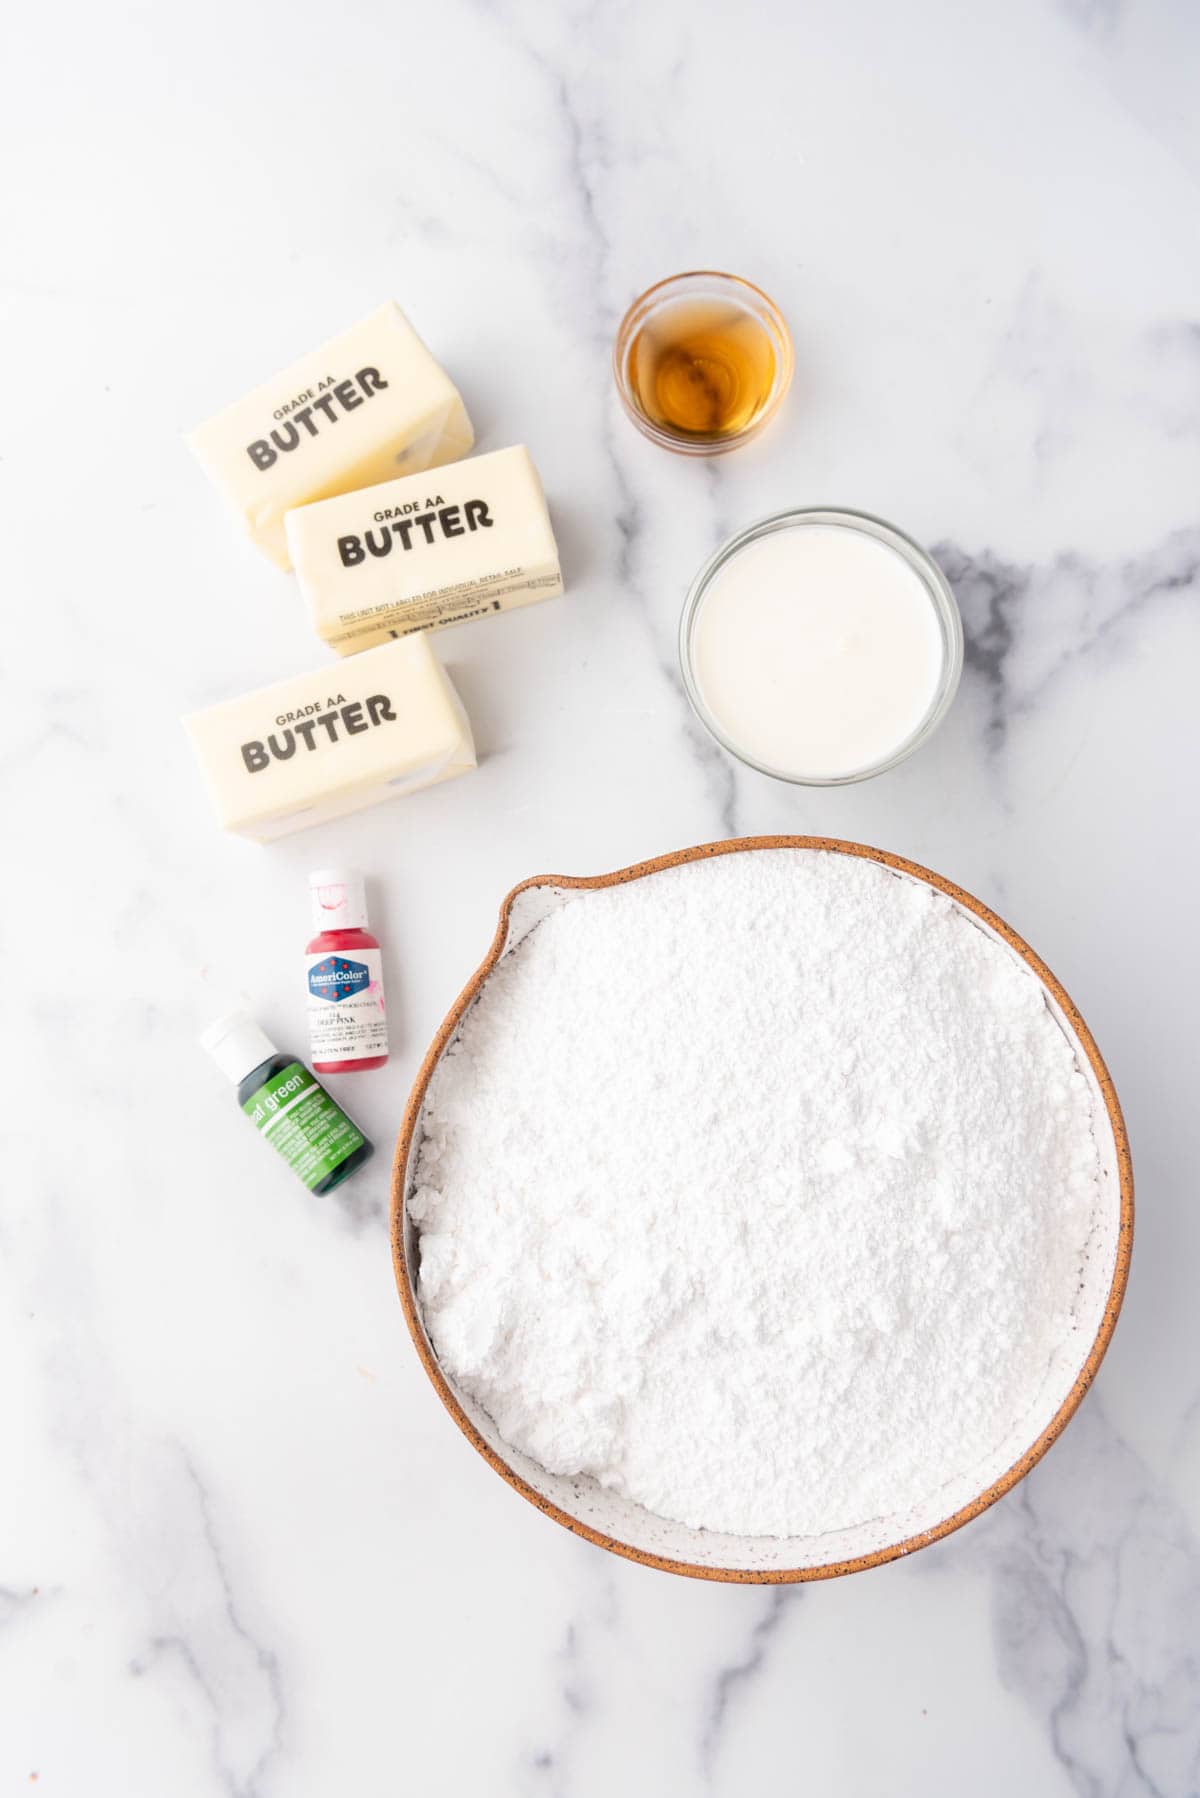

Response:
(182, 635), (475, 842)
(285, 444), (564, 654)
(187, 303), (474, 570)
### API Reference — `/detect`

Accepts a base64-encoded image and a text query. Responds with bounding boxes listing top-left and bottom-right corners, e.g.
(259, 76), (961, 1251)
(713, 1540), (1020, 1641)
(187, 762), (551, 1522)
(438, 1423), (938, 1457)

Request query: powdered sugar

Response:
(411, 848), (1100, 1539)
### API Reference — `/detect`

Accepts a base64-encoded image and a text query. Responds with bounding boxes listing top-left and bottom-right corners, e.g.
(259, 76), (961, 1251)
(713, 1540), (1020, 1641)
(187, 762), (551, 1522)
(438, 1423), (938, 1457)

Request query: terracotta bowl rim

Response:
(389, 835), (1134, 1584)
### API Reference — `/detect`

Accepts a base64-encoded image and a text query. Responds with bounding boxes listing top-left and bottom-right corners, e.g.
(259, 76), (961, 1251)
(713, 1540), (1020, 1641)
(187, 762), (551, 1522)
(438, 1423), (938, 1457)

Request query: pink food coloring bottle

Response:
(305, 868), (389, 1073)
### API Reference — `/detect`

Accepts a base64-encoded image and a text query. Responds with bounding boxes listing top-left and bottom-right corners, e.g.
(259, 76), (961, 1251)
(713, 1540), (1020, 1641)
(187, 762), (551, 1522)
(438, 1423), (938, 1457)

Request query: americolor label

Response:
(308, 956), (371, 1000)
(306, 948), (387, 1063)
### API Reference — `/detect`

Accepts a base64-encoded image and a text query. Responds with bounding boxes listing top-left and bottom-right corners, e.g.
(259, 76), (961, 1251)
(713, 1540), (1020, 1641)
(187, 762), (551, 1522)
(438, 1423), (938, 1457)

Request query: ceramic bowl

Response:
(390, 837), (1133, 1583)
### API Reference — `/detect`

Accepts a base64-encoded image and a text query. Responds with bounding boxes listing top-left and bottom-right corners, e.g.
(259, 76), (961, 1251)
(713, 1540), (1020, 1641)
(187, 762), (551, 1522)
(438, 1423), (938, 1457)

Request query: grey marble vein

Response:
(974, 1409), (1200, 1798)
(700, 1588), (794, 1778)
(522, 1558), (620, 1798)
(936, 528), (1200, 754)
(126, 1448), (285, 1798)
(497, 9), (745, 844)
(933, 542), (1029, 752)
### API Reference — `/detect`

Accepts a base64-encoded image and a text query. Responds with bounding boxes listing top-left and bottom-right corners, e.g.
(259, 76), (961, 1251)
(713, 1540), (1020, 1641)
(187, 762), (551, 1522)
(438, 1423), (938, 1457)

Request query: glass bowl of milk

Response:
(679, 507), (963, 784)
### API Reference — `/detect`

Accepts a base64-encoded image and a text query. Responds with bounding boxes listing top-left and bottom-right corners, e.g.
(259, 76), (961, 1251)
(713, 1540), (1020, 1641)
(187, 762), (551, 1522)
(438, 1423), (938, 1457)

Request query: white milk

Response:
(691, 524), (944, 779)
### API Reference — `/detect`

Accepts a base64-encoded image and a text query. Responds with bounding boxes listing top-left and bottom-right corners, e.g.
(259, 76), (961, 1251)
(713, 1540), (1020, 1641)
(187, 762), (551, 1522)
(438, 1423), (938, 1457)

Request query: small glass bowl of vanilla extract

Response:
(613, 271), (793, 455)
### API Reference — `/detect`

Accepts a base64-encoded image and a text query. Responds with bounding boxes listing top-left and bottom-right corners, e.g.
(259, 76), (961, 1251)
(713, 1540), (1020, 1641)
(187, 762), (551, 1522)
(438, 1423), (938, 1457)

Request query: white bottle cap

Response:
(200, 1011), (277, 1084)
(309, 867), (368, 932)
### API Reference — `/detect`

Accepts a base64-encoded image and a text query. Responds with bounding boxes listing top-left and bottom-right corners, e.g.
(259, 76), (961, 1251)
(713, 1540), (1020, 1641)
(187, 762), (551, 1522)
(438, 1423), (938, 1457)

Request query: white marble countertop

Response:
(6, 0), (1199, 1791)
